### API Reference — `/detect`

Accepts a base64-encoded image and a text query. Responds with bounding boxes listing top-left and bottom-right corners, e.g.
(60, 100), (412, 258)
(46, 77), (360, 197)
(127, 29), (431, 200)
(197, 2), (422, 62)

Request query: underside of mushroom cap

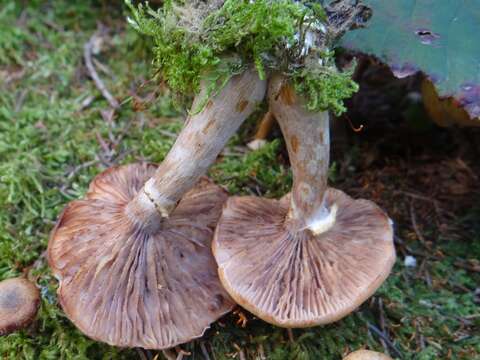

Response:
(48, 163), (234, 349)
(0, 278), (40, 335)
(213, 188), (395, 327)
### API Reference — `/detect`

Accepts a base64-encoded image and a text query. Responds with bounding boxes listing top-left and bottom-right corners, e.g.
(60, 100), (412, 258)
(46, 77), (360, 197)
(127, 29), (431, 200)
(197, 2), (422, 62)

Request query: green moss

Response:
(293, 55), (359, 115)
(203, 0), (304, 79)
(126, 0), (358, 114)
(211, 139), (292, 197)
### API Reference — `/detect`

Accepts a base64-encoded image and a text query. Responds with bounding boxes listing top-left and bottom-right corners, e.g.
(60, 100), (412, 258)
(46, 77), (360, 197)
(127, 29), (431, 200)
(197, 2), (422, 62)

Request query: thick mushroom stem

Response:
(269, 75), (332, 233)
(127, 68), (267, 225)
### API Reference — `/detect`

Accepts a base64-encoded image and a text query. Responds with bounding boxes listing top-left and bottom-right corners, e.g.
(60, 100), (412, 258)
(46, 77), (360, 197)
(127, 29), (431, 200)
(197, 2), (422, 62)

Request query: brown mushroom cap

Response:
(343, 349), (393, 360)
(48, 163), (234, 349)
(0, 277), (40, 335)
(213, 188), (395, 327)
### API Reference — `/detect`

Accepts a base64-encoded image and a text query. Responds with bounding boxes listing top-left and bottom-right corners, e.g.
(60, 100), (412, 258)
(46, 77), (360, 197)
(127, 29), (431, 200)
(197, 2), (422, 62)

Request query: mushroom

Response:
(0, 277), (40, 335)
(343, 349), (393, 360)
(212, 75), (395, 327)
(48, 68), (266, 348)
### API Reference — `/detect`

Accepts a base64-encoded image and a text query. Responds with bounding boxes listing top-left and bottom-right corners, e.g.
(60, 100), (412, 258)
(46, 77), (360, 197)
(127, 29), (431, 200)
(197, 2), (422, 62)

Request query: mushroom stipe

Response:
(48, 164), (234, 349)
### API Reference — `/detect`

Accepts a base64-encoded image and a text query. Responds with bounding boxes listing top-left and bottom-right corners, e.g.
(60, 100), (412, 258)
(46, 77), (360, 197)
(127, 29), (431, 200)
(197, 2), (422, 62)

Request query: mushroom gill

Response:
(49, 164), (232, 348)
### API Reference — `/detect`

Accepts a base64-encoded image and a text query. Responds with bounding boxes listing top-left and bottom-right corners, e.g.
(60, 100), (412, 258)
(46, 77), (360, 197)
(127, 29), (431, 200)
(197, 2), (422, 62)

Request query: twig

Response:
(175, 347), (191, 359)
(84, 31), (119, 109)
(162, 350), (176, 360)
(95, 131), (115, 166)
(396, 190), (441, 215)
(410, 202), (426, 243)
(5, 68), (25, 84)
(93, 57), (115, 79)
(377, 298), (389, 355)
(101, 108), (115, 125)
(287, 328), (295, 343)
(42, 18), (64, 32)
(232, 343), (246, 359)
(453, 260), (480, 273)
(397, 191), (436, 203)
(367, 323), (403, 359)
(157, 129), (178, 139)
(394, 236), (441, 261)
(208, 343), (217, 360)
(423, 262), (433, 288)
(16, 9), (28, 27)
(66, 159), (99, 179)
(59, 159), (100, 193)
(464, 313), (480, 319)
(238, 350), (246, 360)
(14, 89), (28, 113)
(78, 95), (95, 111)
(346, 114), (364, 132)
(414, 320), (426, 351)
(136, 348), (148, 360)
(257, 344), (266, 360)
(200, 342), (211, 360)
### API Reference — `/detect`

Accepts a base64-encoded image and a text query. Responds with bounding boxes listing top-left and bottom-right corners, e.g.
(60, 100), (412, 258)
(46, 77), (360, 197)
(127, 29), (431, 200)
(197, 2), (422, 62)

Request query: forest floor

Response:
(0, 1), (479, 359)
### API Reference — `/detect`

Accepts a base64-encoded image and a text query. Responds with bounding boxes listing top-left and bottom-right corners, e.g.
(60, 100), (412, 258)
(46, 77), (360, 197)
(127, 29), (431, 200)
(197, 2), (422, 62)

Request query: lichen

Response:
(126, 0), (359, 114)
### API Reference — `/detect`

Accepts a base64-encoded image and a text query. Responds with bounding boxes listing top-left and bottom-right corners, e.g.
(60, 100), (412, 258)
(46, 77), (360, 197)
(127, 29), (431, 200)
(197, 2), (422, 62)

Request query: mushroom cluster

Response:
(48, 0), (395, 351)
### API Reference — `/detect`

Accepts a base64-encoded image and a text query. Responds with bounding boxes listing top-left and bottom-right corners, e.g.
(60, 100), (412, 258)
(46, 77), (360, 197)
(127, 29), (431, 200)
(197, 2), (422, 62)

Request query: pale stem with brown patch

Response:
(127, 68), (267, 226)
(269, 74), (334, 233)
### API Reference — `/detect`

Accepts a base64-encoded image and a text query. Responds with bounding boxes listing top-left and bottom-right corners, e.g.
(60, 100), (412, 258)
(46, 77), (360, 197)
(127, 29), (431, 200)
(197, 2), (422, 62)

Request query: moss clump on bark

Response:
(126, 0), (358, 115)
